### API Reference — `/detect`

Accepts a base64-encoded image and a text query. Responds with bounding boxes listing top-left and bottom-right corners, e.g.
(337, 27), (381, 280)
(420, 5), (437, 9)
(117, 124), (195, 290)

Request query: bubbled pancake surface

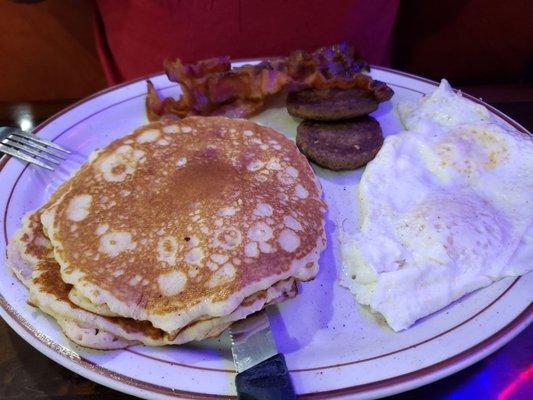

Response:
(41, 117), (326, 333)
(9, 208), (298, 348)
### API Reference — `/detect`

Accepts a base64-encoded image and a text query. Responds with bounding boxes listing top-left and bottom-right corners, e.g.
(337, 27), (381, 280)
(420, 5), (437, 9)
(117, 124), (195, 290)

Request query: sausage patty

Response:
(287, 87), (379, 121)
(296, 117), (384, 170)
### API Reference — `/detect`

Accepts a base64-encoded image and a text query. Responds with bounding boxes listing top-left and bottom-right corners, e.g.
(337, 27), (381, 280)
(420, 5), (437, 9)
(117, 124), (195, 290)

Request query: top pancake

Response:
(42, 117), (326, 333)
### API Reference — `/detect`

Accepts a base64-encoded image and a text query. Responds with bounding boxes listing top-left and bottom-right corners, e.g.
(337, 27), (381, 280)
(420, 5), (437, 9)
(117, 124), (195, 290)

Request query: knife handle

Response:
(235, 353), (296, 400)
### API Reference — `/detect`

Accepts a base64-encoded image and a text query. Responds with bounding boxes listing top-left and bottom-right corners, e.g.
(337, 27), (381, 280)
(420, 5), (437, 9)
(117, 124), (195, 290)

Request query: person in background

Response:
(93, 0), (400, 85)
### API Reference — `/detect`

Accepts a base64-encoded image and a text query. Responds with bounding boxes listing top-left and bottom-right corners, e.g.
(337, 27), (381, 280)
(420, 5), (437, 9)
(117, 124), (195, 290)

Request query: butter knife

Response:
(229, 309), (296, 400)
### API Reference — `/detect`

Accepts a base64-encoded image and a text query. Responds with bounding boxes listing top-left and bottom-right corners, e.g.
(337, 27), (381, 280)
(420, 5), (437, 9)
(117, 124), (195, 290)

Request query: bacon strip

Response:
(146, 43), (393, 121)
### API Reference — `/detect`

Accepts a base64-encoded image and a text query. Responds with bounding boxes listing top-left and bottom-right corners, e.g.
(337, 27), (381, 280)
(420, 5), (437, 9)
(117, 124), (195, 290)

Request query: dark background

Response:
(0, 0), (531, 127)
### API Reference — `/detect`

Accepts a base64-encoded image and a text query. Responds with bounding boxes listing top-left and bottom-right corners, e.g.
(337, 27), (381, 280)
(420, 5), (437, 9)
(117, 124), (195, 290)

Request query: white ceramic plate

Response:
(0, 65), (531, 400)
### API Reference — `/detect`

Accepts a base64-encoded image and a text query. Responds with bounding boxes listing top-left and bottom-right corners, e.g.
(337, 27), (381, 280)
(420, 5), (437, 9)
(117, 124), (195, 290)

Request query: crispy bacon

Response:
(146, 43), (393, 121)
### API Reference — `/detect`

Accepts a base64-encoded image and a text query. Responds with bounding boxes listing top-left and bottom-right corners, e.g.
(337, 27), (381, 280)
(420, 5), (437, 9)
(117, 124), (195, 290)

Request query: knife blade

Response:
(229, 309), (296, 400)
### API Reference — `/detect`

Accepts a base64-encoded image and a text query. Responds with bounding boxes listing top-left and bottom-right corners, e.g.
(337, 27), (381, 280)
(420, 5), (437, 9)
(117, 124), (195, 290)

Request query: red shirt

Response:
(94, 0), (399, 85)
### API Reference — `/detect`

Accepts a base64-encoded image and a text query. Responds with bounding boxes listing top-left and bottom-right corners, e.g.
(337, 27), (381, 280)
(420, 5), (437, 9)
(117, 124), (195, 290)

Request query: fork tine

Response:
(6, 135), (67, 160)
(10, 130), (71, 153)
(2, 139), (62, 164)
(0, 143), (54, 170)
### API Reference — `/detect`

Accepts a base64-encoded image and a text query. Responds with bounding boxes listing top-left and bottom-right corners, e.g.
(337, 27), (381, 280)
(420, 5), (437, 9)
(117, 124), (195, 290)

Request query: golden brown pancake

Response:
(39, 117), (326, 335)
(8, 208), (297, 348)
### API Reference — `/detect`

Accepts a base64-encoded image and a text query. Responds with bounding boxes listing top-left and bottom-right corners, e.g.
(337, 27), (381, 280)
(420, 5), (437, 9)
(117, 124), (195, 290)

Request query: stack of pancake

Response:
(7, 116), (326, 349)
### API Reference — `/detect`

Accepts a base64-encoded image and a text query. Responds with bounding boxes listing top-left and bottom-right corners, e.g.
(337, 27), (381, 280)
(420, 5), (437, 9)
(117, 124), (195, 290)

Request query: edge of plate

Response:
(299, 305), (532, 399)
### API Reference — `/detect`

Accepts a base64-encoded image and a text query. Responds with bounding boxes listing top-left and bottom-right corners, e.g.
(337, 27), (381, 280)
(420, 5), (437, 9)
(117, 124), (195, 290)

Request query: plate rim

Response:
(0, 65), (531, 399)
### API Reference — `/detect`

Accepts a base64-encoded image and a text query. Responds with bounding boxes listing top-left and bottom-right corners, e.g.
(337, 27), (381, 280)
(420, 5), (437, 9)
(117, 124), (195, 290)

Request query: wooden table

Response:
(1, 86), (532, 399)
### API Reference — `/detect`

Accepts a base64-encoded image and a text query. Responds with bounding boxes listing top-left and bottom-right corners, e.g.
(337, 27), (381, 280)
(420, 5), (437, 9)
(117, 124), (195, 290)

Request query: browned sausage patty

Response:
(287, 87), (379, 121)
(296, 117), (383, 170)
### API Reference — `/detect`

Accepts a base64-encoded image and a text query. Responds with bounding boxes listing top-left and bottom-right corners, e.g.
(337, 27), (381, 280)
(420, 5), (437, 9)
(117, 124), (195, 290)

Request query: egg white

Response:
(340, 80), (533, 331)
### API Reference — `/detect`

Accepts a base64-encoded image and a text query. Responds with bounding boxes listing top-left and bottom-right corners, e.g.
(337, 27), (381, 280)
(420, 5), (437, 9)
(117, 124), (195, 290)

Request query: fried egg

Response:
(340, 80), (533, 331)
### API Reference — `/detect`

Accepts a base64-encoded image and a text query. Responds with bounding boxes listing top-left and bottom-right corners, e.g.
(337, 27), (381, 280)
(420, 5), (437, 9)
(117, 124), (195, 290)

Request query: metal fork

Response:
(0, 127), (70, 170)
